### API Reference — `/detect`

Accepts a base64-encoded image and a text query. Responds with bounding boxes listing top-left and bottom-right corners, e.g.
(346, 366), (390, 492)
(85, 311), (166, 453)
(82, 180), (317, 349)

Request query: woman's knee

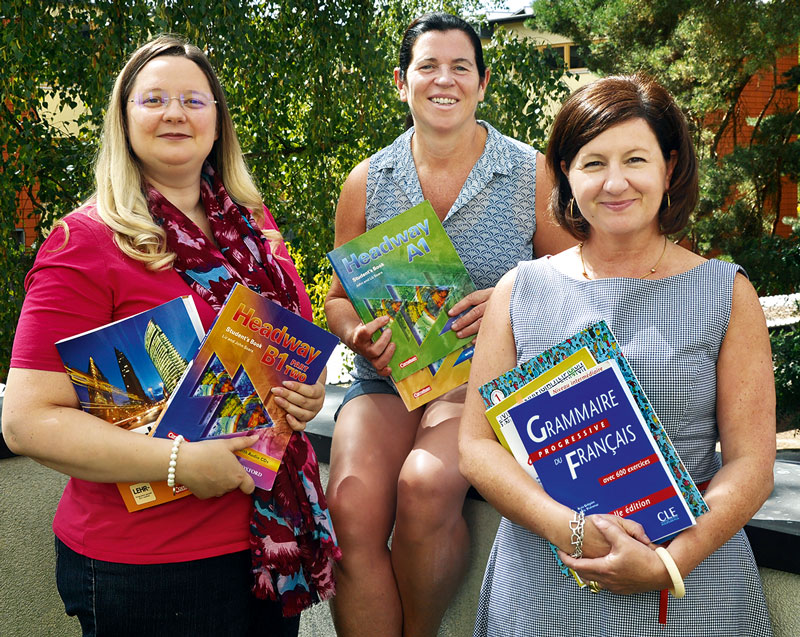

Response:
(395, 453), (467, 534)
(327, 471), (395, 548)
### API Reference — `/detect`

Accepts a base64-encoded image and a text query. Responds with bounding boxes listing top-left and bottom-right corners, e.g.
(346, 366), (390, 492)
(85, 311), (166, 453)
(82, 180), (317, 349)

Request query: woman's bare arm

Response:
(3, 367), (259, 498)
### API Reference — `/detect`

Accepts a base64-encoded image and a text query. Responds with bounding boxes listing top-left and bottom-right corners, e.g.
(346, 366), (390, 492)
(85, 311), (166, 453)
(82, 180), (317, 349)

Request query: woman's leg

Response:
(326, 392), (422, 637)
(392, 385), (471, 637)
(55, 538), (260, 637)
(248, 596), (300, 637)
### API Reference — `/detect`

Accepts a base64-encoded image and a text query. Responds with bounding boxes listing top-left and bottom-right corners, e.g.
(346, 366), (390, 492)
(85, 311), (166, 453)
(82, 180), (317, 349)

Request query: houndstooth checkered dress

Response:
(474, 257), (773, 637)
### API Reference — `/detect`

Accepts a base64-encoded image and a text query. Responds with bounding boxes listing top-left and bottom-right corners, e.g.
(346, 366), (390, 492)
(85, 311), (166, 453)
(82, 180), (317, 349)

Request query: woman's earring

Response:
(666, 192), (671, 210)
(568, 198), (580, 221)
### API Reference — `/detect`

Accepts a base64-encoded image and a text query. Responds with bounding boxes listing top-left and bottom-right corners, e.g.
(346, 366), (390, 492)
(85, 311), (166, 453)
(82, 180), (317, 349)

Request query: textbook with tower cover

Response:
(55, 296), (204, 512)
(327, 201), (475, 383)
(479, 321), (709, 577)
(152, 283), (339, 491)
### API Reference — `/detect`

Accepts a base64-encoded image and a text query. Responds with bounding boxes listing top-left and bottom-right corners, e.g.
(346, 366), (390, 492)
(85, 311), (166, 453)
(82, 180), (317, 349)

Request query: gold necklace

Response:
(579, 236), (669, 280)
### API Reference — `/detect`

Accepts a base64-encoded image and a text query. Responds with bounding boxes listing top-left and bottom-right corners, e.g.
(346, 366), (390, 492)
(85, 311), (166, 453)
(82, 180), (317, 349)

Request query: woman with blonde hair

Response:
(3, 35), (338, 636)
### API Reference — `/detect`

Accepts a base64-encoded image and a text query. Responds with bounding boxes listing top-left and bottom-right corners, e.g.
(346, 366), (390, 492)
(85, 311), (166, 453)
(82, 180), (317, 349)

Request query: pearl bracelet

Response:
(655, 547), (685, 598)
(569, 510), (585, 558)
(167, 435), (185, 495)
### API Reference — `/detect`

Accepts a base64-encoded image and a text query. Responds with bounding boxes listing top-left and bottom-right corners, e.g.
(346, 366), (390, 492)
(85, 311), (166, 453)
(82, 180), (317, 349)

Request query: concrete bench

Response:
(2, 387), (799, 637)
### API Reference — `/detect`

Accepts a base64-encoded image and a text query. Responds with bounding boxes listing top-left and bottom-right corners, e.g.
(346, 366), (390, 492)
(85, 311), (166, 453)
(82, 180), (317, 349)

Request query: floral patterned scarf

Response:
(148, 163), (340, 616)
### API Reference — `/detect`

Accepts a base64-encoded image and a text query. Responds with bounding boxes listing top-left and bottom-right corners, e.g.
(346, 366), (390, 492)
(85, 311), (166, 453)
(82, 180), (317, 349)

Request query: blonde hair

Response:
(92, 34), (265, 270)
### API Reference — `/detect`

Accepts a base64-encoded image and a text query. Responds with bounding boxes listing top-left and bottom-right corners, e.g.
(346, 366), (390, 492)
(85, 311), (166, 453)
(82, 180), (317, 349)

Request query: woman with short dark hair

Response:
(547, 74), (698, 239)
(459, 74), (775, 636)
(324, 12), (575, 637)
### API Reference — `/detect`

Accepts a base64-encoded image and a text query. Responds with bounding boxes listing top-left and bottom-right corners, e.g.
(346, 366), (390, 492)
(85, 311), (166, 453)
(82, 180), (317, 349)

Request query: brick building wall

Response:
(708, 45), (798, 238)
(15, 187), (39, 249)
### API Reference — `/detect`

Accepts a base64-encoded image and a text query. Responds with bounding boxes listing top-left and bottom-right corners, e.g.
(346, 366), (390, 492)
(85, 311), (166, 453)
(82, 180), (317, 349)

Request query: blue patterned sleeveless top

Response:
(352, 121), (539, 381)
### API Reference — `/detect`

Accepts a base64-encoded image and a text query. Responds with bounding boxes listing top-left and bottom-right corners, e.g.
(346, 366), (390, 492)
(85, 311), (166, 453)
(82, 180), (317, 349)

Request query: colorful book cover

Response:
(498, 362), (613, 485)
(479, 320), (708, 522)
(394, 343), (474, 410)
(55, 296), (203, 512)
(152, 283), (339, 491)
(327, 201), (476, 381)
(485, 348), (597, 455)
(504, 359), (696, 543)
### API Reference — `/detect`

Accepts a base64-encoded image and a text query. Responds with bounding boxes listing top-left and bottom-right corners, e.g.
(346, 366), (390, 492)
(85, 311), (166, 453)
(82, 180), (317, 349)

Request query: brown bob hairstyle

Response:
(546, 74), (698, 241)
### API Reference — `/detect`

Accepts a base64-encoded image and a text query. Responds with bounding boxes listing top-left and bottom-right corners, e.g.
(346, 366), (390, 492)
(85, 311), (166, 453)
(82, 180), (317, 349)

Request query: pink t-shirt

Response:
(10, 205), (312, 564)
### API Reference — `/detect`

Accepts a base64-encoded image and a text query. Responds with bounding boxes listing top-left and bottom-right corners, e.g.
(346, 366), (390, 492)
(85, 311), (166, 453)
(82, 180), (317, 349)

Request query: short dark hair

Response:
(397, 13), (486, 130)
(546, 74), (698, 240)
(398, 12), (486, 81)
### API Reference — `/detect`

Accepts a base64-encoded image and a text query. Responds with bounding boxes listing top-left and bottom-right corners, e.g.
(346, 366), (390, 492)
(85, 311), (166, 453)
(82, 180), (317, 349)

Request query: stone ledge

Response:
(308, 385), (800, 577)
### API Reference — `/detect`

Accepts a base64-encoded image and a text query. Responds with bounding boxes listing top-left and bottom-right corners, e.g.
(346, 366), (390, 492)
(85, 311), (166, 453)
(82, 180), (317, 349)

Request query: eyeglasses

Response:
(128, 89), (217, 111)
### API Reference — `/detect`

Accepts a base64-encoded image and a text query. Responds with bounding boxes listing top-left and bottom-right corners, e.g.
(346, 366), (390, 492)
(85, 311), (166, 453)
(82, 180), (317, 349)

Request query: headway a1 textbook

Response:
(327, 201), (475, 382)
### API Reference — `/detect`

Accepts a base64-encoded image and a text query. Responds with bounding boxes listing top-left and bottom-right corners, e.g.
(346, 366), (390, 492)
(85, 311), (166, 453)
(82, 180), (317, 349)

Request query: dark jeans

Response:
(55, 538), (300, 637)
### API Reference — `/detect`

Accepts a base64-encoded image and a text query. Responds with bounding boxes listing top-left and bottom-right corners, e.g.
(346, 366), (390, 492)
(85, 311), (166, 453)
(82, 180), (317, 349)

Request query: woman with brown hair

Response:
(460, 74), (775, 636)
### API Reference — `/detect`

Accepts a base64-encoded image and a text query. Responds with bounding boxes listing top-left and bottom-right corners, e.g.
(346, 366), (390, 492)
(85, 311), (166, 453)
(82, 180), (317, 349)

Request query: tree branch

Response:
(710, 75), (749, 160)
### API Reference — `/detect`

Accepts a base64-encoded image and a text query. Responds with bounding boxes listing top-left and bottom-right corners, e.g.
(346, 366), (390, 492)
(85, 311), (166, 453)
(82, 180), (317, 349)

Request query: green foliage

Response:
(0, 1), (570, 379)
(1, 243), (34, 380)
(727, 220), (800, 297)
(531, 0), (800, 272)
(480, 28), (574, 150)
(772, 324), (800, 432)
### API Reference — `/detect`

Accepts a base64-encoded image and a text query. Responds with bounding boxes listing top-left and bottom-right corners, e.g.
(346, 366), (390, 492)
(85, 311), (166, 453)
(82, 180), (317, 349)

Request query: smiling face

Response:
(395, 29), (489, 134)
(126, 56), (218, 184)
(564, 118), (676, 241)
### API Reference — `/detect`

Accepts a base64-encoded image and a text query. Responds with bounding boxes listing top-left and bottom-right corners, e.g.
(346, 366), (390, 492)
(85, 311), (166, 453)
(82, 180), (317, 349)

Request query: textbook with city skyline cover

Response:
(152, 283), (339, 491)
(327, 201), (476, 383)
(55, 296), (204, 512)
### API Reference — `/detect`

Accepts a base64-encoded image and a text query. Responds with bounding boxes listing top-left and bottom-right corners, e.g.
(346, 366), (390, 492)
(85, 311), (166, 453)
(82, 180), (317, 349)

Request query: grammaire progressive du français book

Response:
(479, 321), (709, 578)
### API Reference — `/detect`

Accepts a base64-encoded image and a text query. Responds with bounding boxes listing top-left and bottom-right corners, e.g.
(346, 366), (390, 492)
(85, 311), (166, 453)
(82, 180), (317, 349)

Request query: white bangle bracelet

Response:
(166, 435), (185, 494)
(655, 547), (685, 598)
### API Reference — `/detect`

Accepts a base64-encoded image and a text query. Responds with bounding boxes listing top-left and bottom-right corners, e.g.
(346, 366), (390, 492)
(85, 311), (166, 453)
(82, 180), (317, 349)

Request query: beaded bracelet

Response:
(655, 547), (685, 598)
(167, 435), (185, 495)
(569, 510), (585, 558)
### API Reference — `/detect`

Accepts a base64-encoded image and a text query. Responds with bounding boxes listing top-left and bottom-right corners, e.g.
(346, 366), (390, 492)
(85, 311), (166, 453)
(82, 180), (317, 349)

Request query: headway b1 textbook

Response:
(152, 283), (339, 491)
(327, 201), (476, 382)
(55, 296), (204, 512)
